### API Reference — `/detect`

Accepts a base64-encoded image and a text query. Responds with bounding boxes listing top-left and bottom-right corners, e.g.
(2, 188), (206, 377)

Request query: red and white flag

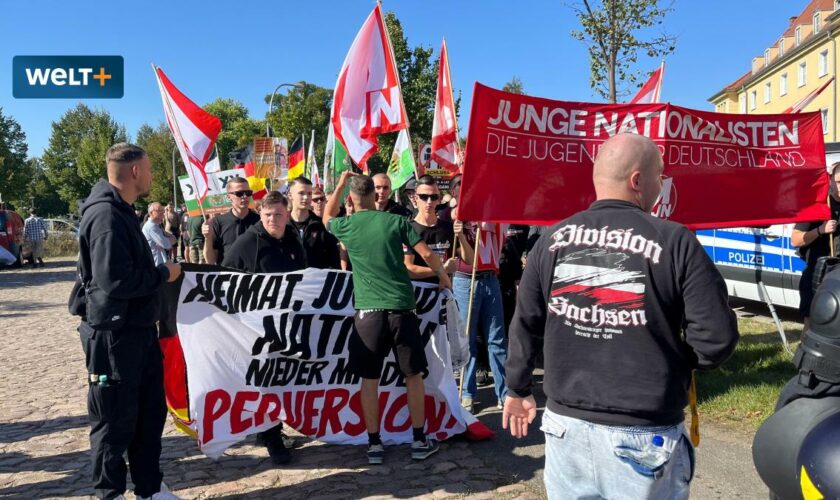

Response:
(431, 38), (461, 173)
(784, 76), (835, 113)
(331, 4), (407, 169)
(153, 65), (222, 202)
(629, 62), (664, 104)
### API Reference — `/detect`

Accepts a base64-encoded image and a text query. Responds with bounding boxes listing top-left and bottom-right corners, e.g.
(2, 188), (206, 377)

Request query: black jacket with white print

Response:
(506, 199), (739, 426)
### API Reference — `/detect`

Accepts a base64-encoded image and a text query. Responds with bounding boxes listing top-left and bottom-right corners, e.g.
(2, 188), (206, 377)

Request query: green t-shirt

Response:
(328, 210), (422, 310)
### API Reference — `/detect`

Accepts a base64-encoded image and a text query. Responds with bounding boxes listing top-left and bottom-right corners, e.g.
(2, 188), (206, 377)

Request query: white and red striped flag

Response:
(784, 77), (835, 113)
(153, 65), (222, 202)
(431, 38), (461, 174)
(629, 62), (665, 104)
(331, 4), (407, 170)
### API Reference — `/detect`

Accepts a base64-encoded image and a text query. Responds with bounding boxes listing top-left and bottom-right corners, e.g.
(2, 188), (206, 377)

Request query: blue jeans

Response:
(541, 410), (694, 499)
(453, 273), (507, 402)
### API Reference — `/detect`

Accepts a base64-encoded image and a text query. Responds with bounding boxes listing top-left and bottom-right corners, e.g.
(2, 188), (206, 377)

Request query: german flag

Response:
(288, 135), (305, 180)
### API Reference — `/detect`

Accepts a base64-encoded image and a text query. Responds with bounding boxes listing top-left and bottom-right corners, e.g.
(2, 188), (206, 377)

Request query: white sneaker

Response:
(137, 482), (183, 500)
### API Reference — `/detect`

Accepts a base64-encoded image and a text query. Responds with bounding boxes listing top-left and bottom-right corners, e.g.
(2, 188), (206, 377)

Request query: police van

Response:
(696, 143), (840, 310)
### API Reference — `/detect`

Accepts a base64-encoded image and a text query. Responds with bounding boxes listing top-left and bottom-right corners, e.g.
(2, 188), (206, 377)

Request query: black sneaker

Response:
(411, 437), (439, 460)
(476, 369), (489, 386)
(367, 443), (384, 465)
(265, 438), (291, 465)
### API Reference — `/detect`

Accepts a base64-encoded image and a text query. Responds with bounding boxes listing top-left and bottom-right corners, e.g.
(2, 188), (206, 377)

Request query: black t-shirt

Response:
(794, 197), (840, 268)
(210, 209), (260, 264)
(405, 219), (454, 283)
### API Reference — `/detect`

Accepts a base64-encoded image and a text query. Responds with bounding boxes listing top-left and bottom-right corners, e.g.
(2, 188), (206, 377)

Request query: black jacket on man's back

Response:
(506, 199), (739, 426)
(288, 211), (340, 269)
(69, 179), (169, 329)
(221, 222), (307, 273)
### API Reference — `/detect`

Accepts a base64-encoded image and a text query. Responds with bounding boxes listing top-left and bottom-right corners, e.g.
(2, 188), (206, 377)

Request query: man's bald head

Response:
(372, 173), (392, 207)
(592, 134), (663, 212)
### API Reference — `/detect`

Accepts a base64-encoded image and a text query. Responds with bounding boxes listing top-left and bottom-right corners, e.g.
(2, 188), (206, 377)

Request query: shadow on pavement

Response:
(0, 259), (76, 289)
(0, 414), (89, 444)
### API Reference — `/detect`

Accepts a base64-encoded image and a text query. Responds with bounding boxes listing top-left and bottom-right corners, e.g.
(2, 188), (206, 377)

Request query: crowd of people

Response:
(70, 135), (743, 500)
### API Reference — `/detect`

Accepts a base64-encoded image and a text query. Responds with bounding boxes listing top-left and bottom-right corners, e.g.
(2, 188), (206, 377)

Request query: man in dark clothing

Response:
(499, 224), (530, 332)
(69, 143), (181, 500)
(503, 134), (739, 499)
(221, 191), (305, 464)
(404, 175), (473, 283)
(792, 163), (840, 333)
(288, 176), (340, 269)
(202, 176), (260, 264)
(373, 173), (413, 217)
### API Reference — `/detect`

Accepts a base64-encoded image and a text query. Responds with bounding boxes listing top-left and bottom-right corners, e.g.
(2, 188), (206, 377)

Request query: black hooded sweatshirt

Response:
(506, 200), (739, 426)
(221, 222), (307, 273)
(68, 179), (170, 330)
(288, 210), (340, 269)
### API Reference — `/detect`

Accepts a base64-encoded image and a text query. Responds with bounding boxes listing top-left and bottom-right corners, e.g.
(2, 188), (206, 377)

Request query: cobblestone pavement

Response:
(0, 259), (766, 499)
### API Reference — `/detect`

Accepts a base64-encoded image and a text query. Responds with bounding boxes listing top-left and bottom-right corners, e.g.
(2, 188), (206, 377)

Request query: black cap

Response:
(404, 178), (417, 191)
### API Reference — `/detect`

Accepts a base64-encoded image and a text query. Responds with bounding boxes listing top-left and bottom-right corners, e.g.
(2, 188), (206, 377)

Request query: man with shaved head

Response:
(372, 173), (412, 217)
(69, 143), (182, 499)
(503, 134), (739, 499)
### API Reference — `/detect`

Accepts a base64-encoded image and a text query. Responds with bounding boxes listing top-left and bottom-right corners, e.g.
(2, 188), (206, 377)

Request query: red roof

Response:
(723, 71), (752, 91)
(781, 0), (834, 38)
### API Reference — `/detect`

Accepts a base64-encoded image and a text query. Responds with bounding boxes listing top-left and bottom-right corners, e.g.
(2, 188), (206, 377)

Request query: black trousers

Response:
(79, 323), (167, 499)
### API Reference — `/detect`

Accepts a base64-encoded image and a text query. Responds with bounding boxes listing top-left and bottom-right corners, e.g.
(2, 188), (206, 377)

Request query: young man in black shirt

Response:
(404, 175), (473, 282)
(202, 176), (260, 265)
(373, 173), (413, 217)
(287, 176), (340, 269)
(222, 192), (305, 464)
(792, 163), (840, 333)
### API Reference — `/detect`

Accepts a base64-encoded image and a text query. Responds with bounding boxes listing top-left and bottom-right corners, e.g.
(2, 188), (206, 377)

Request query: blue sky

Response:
(0, 0), (807, 157)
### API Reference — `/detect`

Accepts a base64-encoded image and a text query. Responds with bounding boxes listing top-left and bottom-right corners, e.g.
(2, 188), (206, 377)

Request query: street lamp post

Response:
(266, 82), (303, 137)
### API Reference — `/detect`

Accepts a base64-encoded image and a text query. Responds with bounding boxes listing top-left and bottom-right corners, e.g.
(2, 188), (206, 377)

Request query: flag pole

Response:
(459, 225), (481, 402)
(152, 64), (208, 221)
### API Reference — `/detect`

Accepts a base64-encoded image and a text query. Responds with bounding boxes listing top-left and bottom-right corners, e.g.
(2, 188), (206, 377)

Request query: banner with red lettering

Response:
(460, 83), (829, 229)
(172, 266), (490, 458)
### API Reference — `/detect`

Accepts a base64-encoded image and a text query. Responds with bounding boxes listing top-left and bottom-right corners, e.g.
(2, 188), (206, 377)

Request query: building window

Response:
(764, 49), (770, 67)
(780, 73), (788, 95)
(749, 90), (757, 110)
(739, 96), (747, 113)
(764, 82), (771, 103)
(779, 39), (785, 57)
(822, 108), (829, 135)
(799, 62), (807, 87)
(796, 26), (802, 47)
(815, 12), (821, 33)
(820, 50), (829, 77)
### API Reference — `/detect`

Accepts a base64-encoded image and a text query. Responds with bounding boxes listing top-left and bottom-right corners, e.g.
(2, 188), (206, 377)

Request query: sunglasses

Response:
(229, 190), (253, 198)
(417, 194), (440, 202)
(312, 197), (326, 203)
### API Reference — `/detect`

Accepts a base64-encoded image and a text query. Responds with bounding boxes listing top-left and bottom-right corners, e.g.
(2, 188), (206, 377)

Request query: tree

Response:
(26, 158), (69, 217)
(570, 0), (676, 103)
(502, 77), (525, 95)
(265, 82), (333, 169)
(136, 123), (183, 207)
(42, 104), (128, 206)
(203, 98), (264, 169)
(0, 108), (30, 209)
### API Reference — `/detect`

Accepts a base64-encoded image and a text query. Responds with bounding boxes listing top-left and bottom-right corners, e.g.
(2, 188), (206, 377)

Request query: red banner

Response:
(459, 83), (830, 229)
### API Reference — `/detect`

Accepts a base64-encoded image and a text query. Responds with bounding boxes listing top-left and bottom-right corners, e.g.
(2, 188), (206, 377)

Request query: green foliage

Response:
(502, 77), (525, 95)
(42, 104), (128, 206)
(0, 108), (31, 209)
(265, 82), (333, 171)
(136, 123), (183, 206)
(27, 158), (69, 217)
(44, 232), (79, 257)
(570, 0), (676, 103)
(697, 318), (798, 430)
(203, 98), (264, 169)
